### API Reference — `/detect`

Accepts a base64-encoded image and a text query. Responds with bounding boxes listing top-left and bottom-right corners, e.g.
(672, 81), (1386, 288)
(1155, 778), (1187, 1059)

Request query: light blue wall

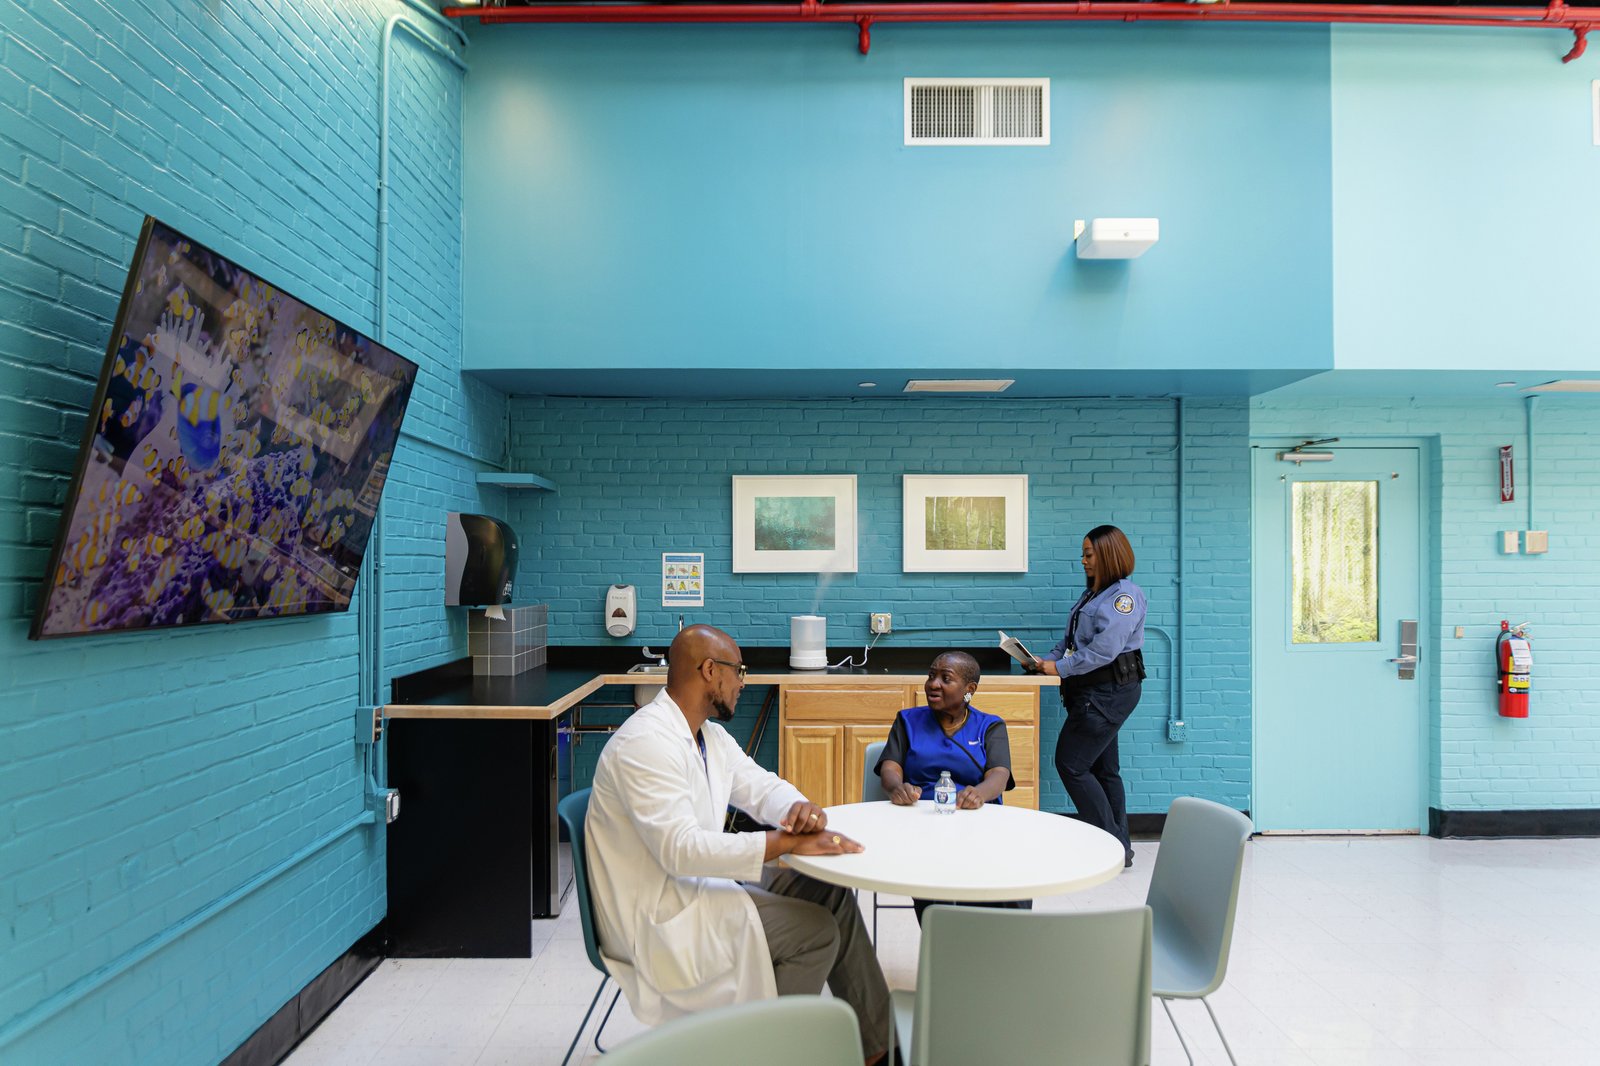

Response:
(1330, 27), (1600, 371)
(1252, 396), (1600, 810)
(462, 23), (1333, 377)
(508, 395), (1252, 816)
(0, 2), (498, 1061)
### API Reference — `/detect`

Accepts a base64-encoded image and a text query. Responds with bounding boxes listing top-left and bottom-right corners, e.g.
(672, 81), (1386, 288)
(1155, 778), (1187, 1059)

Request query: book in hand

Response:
(998, 631), (1042, 670)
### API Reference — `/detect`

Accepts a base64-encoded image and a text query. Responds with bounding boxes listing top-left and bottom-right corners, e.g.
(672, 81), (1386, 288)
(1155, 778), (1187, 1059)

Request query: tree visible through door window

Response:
(1291, 481), (1377, 644)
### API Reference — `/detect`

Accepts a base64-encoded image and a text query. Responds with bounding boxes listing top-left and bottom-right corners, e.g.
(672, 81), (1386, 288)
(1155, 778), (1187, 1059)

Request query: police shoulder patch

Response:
(1113, 594), (1134, 615)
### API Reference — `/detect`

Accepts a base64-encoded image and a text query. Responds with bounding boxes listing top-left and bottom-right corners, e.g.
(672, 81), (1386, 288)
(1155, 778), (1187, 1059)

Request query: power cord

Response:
(828, 629), (884, 670)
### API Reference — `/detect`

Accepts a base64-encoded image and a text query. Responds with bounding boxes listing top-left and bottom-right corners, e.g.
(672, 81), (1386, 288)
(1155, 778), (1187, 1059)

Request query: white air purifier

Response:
(790, 615), (827, 670)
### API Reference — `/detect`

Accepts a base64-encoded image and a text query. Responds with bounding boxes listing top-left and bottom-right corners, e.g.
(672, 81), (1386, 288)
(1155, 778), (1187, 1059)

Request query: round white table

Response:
(783, 801), (1126, 901)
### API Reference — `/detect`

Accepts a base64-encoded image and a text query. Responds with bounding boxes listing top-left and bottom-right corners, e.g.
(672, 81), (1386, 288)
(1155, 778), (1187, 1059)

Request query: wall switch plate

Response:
(1455, 626), (1465, 639)
(1523, 530), (1549, 554)
(1499, 530), (1520, 554)
(870, 612), (892, 634)
(1167, 719), (1187, 742)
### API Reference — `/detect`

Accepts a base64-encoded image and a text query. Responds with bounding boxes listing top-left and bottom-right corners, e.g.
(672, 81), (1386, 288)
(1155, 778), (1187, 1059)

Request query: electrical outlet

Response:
(870, 612), (892, 634)
(1167, 719), (1187, 742)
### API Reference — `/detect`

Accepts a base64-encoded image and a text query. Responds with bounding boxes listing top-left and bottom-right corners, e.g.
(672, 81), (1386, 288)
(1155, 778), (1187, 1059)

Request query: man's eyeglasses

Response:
(707, 658), (748, 681)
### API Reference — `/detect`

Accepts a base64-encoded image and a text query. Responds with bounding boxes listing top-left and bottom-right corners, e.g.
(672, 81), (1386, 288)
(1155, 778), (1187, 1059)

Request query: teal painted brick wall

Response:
(1253, 397), (1600, 810)
(508, 396), (1252, 816)
(0, 2), (491, 1061)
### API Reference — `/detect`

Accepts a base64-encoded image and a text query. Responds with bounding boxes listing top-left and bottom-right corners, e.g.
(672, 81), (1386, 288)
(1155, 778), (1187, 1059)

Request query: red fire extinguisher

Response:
(1496, 620), (1531, 719)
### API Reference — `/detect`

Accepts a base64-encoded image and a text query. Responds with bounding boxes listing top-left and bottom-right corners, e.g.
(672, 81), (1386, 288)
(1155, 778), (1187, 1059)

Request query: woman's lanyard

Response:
(1066, 588), (1095, 654)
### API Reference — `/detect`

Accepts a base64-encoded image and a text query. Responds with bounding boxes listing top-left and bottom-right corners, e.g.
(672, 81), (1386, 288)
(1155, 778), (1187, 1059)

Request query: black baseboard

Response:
(222, 927), (385, 1066)
(1128, 813), (1166, 837)
(1429, 807), (1600, 839)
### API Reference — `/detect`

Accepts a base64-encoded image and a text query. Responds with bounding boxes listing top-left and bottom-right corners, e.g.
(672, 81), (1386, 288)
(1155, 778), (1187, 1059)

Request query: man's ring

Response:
(832, 836), (841, 845)
(808, 813), (818, 821)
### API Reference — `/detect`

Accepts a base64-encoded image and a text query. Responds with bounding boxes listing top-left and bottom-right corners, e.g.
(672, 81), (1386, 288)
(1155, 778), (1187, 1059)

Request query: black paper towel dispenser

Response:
(445, 513), (519, 606)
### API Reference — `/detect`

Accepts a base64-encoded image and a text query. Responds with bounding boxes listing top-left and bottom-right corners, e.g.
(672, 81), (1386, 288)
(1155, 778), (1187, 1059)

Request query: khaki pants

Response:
(744, 865), (892, 1059)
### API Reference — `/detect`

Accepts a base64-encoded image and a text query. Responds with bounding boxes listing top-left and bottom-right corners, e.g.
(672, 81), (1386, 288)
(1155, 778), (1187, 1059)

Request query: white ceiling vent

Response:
(904, 78), (1049, 146)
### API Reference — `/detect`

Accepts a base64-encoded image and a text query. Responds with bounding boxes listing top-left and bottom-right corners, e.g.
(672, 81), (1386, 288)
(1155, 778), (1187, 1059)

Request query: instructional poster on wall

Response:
(662, 552), (704, 608)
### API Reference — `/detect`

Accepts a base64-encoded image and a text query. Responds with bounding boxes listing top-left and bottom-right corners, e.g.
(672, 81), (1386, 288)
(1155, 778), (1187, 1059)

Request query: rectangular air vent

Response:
(905, 78), (1049, 146)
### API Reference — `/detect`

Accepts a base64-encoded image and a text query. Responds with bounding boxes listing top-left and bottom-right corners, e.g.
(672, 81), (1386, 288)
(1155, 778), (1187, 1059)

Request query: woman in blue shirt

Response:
(875, 651), (1026, 921)
(1031, 525), (1146, 869)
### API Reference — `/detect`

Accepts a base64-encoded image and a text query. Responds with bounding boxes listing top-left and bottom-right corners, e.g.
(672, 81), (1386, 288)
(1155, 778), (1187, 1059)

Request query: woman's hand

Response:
(956, 787), (986, 810)
(889, 782), (922, 806)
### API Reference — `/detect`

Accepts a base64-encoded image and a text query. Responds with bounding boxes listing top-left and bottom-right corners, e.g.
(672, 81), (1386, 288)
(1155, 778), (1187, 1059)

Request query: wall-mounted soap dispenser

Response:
(605, 584), (637, 637)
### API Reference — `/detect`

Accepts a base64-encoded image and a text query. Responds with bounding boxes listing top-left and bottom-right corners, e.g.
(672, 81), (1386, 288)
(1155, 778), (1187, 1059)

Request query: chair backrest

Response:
(600, 996), (863, 1066)
(556, 787), (608, 976)
(910, 906), (1151, 1066)
(1145, 796), (1254, 997)
(861, 740), (889, 803)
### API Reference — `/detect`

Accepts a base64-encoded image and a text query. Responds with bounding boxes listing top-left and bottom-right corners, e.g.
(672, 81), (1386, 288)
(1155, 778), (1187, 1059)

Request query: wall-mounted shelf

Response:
(476, 472), (557, 491)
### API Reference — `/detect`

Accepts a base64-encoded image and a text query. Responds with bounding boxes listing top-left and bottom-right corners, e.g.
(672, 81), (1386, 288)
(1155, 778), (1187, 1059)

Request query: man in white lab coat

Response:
(586, 625), (893, 1064)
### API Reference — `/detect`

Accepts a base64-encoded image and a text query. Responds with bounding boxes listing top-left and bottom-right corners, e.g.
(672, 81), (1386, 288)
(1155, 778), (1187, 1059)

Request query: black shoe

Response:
(1124, 850), (1134, 869)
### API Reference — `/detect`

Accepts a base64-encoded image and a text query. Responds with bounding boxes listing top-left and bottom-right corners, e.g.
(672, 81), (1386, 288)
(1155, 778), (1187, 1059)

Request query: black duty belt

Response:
(1061, 649), (1146, 691)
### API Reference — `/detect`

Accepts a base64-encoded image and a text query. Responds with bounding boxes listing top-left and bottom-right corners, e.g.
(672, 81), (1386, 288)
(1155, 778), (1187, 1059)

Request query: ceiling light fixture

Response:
(903, 378), (1015, 393)
(857, 381), (878, 389)
(1523, 379), (1600, 393)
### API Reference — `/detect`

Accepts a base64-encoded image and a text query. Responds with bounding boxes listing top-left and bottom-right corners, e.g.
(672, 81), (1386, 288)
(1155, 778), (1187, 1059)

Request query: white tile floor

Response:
(284, 836), (1600, 1066)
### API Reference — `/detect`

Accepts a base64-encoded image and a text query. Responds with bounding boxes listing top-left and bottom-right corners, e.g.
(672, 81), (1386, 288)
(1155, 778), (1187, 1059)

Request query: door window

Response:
(1291, 481), (1378, 644)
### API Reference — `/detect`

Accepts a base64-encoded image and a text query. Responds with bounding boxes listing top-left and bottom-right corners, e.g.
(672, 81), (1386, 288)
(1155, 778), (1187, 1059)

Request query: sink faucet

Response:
(641, 647), (667, 666)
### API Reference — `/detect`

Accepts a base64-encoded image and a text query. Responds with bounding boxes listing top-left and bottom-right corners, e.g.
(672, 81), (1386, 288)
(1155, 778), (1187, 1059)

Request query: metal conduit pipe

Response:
(448, 1), (1599, 60)
(358, 17), (468, 808)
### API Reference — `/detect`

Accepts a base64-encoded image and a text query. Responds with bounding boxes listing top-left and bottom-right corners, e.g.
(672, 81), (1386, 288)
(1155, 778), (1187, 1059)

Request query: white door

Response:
(1252, 446), (1425, 832)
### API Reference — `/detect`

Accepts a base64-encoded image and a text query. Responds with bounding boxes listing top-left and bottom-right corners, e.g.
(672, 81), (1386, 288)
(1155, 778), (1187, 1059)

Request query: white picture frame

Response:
(732, 475), (858, 573)
(902, 474), (1028, 573)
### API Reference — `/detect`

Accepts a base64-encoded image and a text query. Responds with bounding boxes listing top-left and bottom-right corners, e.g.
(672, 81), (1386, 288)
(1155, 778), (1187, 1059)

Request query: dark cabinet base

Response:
(385, 716), (565, 957)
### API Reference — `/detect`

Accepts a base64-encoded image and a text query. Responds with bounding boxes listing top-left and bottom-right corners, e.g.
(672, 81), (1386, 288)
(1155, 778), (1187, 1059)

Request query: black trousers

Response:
(1054, 679), (1142, 855)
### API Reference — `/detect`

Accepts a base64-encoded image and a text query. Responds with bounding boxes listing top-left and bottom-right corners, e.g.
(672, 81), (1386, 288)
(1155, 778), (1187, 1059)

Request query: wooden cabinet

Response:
(779, 681), (1041, 809)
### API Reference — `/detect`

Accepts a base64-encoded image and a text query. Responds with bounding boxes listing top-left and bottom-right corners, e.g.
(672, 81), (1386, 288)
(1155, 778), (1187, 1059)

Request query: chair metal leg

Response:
(1158, 996), (1194, 1066)
(871, 892), (879, 942)
(593, 986), (623, 1053)
(562, 976), (609, 1066)
(1201, 996), (1239, 1066)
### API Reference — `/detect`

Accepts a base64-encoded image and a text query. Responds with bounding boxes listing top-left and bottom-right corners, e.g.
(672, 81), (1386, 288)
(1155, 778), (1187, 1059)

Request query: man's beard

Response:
(711, 696), (737, 723)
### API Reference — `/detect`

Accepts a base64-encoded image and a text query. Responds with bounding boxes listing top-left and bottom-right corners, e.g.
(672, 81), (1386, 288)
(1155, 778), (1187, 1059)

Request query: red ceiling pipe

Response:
(444, 1), (1600, 60)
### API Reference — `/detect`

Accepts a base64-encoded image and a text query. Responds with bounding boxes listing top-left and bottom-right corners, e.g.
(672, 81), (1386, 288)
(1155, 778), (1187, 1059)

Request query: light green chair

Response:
(600, 996), (863, 1066)
(893, 905), (1152, 1066)
(557, 788), (624, 1066)
(1146, 796), (1254, 1066)
(860, 739), (914, 940)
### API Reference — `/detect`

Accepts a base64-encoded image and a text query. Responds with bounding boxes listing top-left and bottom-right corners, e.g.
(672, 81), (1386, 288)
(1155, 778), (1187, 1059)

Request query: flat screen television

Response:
(30, 216), (418, 640)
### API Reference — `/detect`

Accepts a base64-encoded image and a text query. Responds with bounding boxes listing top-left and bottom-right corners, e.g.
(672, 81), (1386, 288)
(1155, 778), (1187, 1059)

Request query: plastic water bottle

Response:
(933, 771), (957, 814)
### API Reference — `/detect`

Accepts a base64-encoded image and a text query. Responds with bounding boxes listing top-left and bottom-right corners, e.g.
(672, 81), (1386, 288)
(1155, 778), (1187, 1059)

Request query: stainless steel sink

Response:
(626, 662), (668, 706)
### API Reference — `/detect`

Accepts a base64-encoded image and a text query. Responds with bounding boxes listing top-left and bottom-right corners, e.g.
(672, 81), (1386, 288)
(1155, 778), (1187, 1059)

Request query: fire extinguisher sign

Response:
(1499, 445), (1514, 503)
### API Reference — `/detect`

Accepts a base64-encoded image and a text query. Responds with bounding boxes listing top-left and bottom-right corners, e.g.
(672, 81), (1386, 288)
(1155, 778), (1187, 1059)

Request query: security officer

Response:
(1029, 524), (1146, 868)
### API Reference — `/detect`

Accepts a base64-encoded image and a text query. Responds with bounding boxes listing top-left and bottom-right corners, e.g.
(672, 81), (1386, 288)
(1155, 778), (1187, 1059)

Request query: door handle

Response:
(1391, 619), (1418, 679)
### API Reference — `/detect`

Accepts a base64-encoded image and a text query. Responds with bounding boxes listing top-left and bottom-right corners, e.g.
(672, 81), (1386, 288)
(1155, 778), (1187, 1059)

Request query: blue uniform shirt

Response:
(875, 705), (1013, 799)
(1046, 578), (1146, 677)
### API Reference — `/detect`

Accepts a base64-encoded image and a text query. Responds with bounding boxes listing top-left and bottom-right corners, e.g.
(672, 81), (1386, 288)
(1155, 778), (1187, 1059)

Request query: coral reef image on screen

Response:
(33, 219), (417, 638)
